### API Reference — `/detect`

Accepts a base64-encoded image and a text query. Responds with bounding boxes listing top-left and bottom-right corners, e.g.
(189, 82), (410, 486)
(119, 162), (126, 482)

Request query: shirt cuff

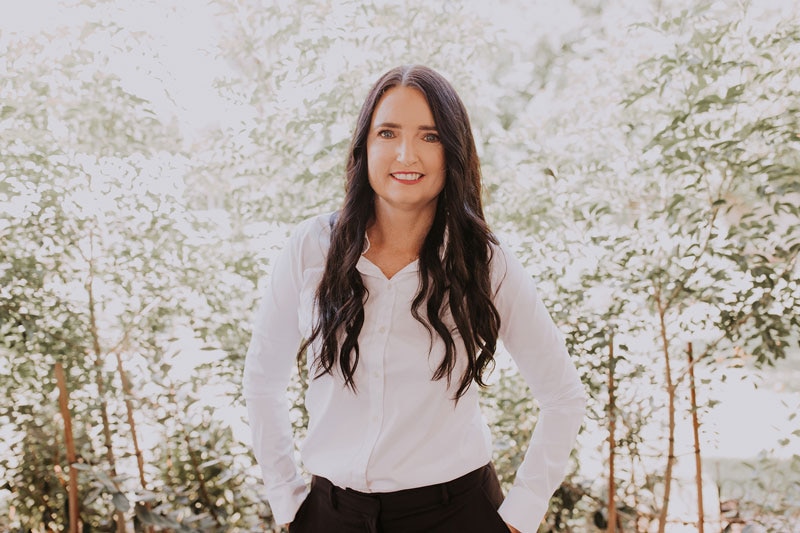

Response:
(266, 479), (310, 526)
(497, 484), (549, 533)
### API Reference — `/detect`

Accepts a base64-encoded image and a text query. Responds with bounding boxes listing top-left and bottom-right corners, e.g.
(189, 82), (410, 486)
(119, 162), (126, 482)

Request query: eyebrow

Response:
(373, 122), (438, 131)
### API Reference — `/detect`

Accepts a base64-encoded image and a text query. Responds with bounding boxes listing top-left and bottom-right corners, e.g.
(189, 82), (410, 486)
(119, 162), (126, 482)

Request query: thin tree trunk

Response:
(115, 352), (154, 533)
(687, 342), (704, 533)
(115, 352), (147, 489)
(55, 362), (80, 533)
(656, 289), (675, 533)
(87, 229), (127, 533)
(607, 332), (617, 533)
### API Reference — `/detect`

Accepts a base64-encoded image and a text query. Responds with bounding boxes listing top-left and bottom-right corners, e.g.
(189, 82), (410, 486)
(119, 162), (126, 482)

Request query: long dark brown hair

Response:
(298, 65), (500, 399)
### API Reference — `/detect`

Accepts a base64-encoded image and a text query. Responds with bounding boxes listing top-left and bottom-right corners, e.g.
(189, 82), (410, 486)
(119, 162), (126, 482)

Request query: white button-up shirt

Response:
(243, 213), (586, 532)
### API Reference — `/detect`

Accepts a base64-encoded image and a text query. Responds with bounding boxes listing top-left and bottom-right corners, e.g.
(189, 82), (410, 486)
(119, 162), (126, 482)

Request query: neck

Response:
(368, 202), (436, 256)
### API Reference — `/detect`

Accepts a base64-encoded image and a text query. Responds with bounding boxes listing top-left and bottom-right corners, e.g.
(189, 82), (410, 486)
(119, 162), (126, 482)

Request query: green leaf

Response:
(112, 491), (131, 512)
(724, 84), (745, 100)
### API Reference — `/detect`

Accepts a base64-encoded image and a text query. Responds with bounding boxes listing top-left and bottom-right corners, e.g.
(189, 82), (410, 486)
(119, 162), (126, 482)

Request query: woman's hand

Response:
(506, 523), (521, 533)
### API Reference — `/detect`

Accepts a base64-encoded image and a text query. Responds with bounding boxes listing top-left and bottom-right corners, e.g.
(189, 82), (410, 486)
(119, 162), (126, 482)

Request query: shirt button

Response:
(373, 371), (380, 378)
(378, 326), (386, 333)
(372, 416), (379, 423)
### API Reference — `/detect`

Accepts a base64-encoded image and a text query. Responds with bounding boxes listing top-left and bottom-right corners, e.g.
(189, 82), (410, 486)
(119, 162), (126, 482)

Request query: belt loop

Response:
(440, 483), (449, 505)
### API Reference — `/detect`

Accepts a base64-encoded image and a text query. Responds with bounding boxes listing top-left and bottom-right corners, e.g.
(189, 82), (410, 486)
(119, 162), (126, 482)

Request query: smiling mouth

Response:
(391, 172), (423, 182)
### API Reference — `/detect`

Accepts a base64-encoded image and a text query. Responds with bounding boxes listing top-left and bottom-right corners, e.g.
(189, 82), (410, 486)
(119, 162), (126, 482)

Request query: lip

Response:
(390, 172), (424, 183)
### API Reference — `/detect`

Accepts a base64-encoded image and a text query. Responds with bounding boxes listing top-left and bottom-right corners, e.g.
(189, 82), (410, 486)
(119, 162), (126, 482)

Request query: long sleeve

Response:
(493, 243), (587, 533)
(242, 226), (309, 525)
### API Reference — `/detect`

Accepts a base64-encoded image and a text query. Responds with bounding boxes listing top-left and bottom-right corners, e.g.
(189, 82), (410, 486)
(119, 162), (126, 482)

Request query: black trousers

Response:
(289, 463), (510, 533)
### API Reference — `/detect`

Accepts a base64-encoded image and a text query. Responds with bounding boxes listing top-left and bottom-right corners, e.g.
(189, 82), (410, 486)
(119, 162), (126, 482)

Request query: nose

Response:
(396, 136), (418, 165)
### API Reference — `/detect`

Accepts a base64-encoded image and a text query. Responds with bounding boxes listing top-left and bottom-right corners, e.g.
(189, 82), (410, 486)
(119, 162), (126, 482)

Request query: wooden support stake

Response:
(116, 352), (154, 533)
(656, 288), (676, 533)
(87, 230), (127, 532)
(688, 342), (704, 533)
(55, 362), (80, 533)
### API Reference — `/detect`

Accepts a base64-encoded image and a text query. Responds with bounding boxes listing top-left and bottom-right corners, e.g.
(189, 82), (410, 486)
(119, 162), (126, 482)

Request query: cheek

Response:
(367, 144), (390, 171)
(365, 144), (376, 179)
(430, 150), (446, 175)
(425, 145), (445, 167)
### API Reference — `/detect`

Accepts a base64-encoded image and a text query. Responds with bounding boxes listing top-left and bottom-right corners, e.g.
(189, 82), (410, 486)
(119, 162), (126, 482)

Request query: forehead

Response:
(371, 86), (435, 126)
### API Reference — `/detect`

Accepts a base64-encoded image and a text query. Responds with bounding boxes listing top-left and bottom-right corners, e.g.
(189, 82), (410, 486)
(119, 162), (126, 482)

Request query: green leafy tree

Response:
(478, 0), (799, 530)
(1, 14), (265, 531)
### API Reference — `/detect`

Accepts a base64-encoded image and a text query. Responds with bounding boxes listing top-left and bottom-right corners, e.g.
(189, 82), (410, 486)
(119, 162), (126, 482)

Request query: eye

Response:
(423, 132), (440, 143)
(377, 129), (395, 139)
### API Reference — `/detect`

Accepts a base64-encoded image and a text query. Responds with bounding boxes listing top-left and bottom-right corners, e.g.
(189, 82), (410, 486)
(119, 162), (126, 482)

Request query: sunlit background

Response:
(1, 0), (799, 531)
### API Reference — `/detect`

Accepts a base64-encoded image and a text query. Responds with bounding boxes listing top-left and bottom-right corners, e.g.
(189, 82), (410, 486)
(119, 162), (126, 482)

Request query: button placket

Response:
(360, 279), (395, 485)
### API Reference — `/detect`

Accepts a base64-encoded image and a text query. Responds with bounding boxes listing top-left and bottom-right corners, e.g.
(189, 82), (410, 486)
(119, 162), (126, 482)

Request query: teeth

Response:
(393, 173), (422, 181)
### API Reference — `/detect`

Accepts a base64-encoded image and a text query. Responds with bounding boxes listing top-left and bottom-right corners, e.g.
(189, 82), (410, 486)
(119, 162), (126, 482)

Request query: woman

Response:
(243, 65), (585, 533)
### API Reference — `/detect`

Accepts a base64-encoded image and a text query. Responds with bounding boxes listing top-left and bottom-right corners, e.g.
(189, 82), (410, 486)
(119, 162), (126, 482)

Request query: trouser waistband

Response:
(311, 463), (491, 515)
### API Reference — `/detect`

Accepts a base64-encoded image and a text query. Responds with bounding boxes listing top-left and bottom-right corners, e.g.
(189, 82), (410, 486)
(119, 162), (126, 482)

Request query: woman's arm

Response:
(242, 225), (310, 526)
(492, 243), (587, 533)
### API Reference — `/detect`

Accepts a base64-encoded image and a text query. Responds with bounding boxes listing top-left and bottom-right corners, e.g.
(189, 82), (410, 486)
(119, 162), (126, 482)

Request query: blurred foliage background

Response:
(1, 0), (799, 531)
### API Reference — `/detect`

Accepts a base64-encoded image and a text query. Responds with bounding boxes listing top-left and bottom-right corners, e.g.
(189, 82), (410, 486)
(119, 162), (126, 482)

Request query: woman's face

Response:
(366, 86), (446, 217)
